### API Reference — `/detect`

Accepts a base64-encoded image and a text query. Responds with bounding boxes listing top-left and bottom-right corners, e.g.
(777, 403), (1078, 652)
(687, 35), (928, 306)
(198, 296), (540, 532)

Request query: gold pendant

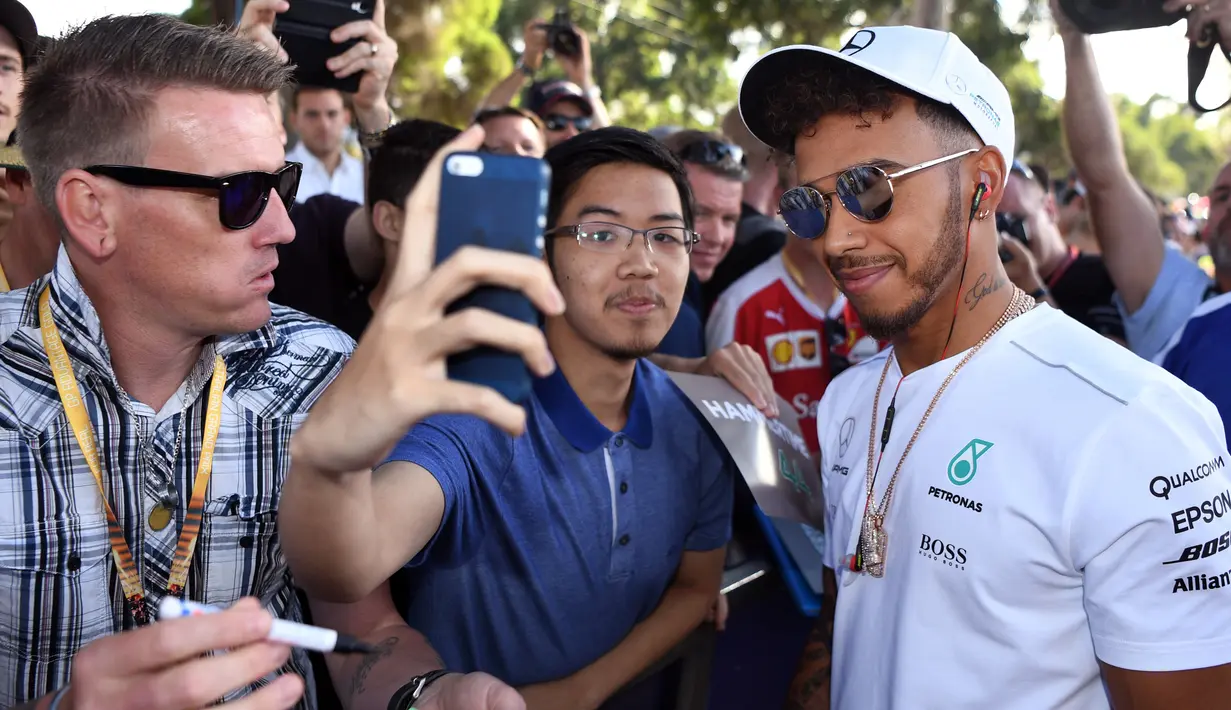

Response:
(861, 516), (887, 578)
(148, 504), (172, 531)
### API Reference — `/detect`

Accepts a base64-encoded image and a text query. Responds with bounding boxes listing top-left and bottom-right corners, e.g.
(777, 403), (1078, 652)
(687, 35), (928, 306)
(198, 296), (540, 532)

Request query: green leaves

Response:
(187, 0), (1226, 199)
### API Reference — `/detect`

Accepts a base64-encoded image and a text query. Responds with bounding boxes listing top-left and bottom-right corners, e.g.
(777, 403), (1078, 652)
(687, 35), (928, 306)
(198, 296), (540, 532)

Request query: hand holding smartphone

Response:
(435, 151), (553, 404)
(274, 0), (376, 93)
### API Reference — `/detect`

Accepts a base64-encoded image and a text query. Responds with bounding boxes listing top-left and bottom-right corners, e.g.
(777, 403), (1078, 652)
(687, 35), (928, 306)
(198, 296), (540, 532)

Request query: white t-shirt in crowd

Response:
(817, 304), (1231, 710)
(286, 141), (366, 205)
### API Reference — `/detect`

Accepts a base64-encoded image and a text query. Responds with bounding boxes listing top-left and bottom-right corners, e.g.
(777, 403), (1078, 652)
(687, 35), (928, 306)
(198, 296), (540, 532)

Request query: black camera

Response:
(996, 213), (1030, 246)
(1057, 0), (1185, 34)
(538, 7), (581, 59)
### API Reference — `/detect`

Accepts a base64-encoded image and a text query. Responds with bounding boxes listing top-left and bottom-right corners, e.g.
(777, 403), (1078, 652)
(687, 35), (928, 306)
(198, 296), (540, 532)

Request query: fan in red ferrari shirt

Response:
(706, 236), (882, 454)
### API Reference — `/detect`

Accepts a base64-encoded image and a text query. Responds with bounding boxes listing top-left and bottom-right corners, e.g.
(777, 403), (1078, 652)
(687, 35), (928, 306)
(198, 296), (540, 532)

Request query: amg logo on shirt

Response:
(1173, 568), (1231, 593)
(831, 464), (849, 476)
(919, 533), (967, 570)
(927, 485), (983, 513)
(1163, 531), (1231, 565)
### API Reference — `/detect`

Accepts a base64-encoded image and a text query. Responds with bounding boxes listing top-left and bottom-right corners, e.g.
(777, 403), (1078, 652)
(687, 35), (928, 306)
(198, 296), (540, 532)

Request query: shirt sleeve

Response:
(684, 438), (735, 552)
(378, 414), (511, 566)
(1113, 247), (1212, 360)
(1068, 380), (1231, 671)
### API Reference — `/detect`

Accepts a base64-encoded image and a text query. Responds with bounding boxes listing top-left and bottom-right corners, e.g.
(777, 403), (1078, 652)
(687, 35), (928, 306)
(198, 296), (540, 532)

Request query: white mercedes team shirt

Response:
(818, 304), (1231, 710)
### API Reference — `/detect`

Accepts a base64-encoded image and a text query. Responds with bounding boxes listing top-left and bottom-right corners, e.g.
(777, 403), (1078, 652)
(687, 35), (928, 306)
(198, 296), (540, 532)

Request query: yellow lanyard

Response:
(38, 287), (225, 624)
(0, 261), (9, 292)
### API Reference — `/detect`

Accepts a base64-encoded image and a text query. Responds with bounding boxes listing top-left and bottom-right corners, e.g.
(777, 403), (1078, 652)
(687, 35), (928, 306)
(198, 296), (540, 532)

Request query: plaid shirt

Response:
(0, 249), (353, 707)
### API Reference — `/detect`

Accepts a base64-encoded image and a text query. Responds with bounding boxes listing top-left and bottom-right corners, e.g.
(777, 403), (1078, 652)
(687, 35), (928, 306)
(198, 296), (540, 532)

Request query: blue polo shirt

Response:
(380, 359), (734, 686)
(657, 272), (706, 358)
(1155, 291), (1231, 445)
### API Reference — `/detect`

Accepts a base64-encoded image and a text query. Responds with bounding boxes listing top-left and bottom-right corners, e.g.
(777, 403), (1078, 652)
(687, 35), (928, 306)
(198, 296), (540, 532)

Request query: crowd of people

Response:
(0, 0), (1227, 708)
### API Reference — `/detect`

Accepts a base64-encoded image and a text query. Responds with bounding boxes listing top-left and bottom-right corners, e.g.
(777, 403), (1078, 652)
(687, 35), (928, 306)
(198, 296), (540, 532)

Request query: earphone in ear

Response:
(968, 182), (990, 221)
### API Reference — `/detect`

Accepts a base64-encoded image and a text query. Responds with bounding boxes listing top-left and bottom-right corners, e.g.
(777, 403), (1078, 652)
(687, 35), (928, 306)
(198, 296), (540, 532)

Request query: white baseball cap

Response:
(738, 26), (1015, 184)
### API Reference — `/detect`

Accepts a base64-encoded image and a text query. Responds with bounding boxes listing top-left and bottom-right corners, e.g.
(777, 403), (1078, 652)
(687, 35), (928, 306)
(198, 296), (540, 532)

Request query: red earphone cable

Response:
(941, 183), (987, 360)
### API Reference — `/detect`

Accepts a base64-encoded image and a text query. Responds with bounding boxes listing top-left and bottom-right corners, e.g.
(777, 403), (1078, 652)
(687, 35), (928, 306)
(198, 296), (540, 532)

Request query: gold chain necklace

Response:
(855, 287), (1036, 578)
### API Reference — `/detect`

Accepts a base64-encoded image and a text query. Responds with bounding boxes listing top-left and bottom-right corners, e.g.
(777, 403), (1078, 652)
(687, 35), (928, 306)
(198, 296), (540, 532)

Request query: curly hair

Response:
(761, 63), (980, 156)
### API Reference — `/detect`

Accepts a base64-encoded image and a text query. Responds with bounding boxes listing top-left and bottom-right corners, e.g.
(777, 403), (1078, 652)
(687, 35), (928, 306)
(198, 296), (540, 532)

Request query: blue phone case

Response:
(435, 152), (552, 404)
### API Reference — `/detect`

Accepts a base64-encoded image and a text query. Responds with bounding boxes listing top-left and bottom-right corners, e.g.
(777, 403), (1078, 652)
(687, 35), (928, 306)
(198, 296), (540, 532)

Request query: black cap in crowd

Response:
(0, 0), (38, 67)
(525, 79), (593, 118)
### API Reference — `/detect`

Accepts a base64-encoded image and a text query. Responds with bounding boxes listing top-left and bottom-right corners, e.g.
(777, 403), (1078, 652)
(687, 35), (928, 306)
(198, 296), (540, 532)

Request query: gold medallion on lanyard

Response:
(38, 287), (226, 623)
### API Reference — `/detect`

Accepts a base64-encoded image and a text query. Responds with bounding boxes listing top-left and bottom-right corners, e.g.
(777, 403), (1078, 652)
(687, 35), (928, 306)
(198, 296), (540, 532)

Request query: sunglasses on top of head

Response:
(84, 162), (302, 231)
(677, 139), (746, 168)
(543, 114), (593, 132)
(778, 149), (978, 240)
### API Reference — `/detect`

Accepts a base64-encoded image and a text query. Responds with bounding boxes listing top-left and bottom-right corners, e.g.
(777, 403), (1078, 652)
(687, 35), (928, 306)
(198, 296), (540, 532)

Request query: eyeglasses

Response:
(677, 139), (746, 168)
(778, 149), (977, 240)
(84, 162), (302, 231)
(543, 115), (593, 132)
(546, 221), (699, 256)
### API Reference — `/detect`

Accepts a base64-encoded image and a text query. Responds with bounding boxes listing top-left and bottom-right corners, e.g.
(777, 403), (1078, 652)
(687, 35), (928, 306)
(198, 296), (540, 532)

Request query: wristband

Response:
(1029, 286), (1048, 301)
(47, 687), (70, 710)
(515, 57), (537, 78)
(388, 670), (451, 710)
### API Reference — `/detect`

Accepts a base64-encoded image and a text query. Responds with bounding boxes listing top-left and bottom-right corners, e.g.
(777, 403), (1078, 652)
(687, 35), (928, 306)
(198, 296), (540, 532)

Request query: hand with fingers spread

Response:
(61, 598), (304, 710)
(291, 124), (564, 477)
(237, 0), (395, 131)
(326, 0), (397, 130)
(696, 342), (779, 417)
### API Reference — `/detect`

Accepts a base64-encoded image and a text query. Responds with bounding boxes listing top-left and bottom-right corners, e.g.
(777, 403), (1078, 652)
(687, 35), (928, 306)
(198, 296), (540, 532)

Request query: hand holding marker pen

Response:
(158, 597), (377, 654)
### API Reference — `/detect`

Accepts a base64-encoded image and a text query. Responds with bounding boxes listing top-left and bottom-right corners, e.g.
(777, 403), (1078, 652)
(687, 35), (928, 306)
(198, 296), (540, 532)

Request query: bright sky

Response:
(32, 0), (1231, 107)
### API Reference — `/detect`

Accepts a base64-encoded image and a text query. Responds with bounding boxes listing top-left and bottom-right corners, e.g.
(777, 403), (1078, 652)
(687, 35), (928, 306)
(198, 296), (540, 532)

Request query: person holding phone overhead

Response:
(282, 127), (739, 710)
(241, 0), (397, 203)
(478, 12), (612, 147)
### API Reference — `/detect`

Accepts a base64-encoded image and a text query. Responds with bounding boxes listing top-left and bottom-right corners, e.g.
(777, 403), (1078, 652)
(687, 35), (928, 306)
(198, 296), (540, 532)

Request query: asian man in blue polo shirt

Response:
(290, 127), (735, 709)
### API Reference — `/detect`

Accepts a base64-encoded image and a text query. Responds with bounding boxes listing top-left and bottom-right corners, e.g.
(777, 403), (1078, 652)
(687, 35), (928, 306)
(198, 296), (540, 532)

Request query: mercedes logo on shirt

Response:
(838, 417), (856, 457)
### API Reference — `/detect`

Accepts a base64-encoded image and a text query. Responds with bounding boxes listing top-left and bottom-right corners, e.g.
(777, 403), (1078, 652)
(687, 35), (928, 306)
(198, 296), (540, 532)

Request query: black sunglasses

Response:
(543, 114), (593, 132)
(779, 149), (977, 240)
(677, 139), (746, 168)
(84, 162), (302, 231)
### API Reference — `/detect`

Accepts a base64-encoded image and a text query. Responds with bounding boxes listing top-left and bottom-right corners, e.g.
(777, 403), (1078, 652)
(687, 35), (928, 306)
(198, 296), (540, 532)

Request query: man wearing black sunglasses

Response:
(525, 79), (599, 147)
(741, 25), (1231, 710)
(0, 13), (565, 710)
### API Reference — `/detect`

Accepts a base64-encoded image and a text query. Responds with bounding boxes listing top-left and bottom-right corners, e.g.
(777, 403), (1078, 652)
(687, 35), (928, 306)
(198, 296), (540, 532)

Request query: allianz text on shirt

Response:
(816, 304), (1231, 710)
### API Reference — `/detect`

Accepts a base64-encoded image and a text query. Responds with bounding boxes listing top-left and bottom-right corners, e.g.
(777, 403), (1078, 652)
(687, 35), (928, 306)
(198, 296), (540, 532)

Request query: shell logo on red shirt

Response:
(771, 338), (794, 365)
(764, 330), (823, 373)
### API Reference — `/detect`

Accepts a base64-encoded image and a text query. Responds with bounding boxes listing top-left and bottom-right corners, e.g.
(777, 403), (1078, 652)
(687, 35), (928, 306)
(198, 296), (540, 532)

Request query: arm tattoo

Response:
(349, 635), (400, 701)
(784, 614), (834, 710)
(964, 272), (1006, 312)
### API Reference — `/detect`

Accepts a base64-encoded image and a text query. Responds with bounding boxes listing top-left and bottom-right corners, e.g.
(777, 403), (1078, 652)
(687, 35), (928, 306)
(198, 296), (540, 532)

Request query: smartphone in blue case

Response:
(435, 151), (552, 404)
